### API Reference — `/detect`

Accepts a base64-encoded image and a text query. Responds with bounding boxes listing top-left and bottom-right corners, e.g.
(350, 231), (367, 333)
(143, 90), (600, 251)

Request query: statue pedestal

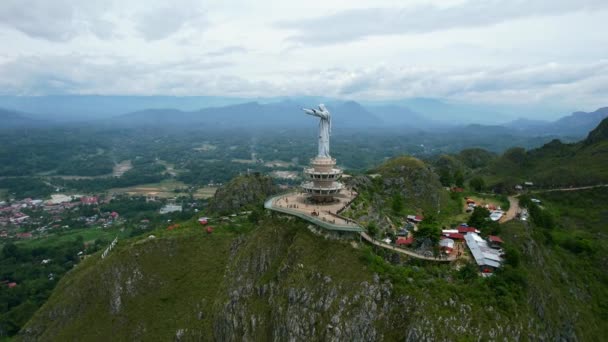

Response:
(301, 157), (344, 203)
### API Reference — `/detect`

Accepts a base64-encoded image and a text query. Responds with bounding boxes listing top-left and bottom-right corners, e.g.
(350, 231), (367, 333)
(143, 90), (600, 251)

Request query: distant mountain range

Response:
(114, 100), (382, 130)
(0, 95), (606, 139)
(504, 107), (608, 137)
(0, 108), (48, 128)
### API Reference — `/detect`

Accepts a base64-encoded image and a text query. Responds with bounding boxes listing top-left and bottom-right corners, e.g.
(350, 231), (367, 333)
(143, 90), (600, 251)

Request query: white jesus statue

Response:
(303, 104), (332, 158)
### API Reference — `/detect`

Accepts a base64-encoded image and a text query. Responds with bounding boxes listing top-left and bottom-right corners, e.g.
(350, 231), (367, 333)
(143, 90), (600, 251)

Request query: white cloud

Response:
(0, 0), (606, 117)
(279, 0), (608, 44)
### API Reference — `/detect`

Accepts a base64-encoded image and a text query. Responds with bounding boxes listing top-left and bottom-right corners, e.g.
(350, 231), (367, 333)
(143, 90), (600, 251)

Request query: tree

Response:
(2, 243), (19, 260)
(439, 169), (453, 187)
(454, 170), (465, 188)
(458, 262), (479, 281)
(467, 206), (491, 230)
(367, 222), (378, 238)
(469, 177), (486, 192)
(391, 193), (404, 215)
(503, 244), (521, 267)
(414, 223), (441, 245)
(248, 207), (263, 224)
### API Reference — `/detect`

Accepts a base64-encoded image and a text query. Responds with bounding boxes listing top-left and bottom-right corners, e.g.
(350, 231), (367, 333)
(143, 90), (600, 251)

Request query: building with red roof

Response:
(488, 235), (504, 243)
(7, 282), (17, 288)
(396, 236), (414, 246)
(442, 232), (465, 240)
(488, 235), (504, 249)
(458, 227), (480, 234)
(406, 215), (423, 223)
(80, 196), (99, 205)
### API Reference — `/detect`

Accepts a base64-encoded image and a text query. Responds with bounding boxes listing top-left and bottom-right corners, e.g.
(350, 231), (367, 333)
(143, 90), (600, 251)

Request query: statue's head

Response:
(319, 104), (327, 111)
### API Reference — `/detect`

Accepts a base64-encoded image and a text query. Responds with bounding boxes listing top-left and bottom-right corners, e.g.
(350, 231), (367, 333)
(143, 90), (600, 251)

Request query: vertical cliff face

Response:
(211, 223), (397, 341)
(18, 219), (406, 341)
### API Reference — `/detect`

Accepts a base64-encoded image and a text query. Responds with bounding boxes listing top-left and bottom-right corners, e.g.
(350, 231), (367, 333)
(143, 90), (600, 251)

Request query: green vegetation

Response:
(2, 112), (608, 340)
(208, 174), (277, 215)
(482, 119), (608, 191)
(0, 178), (54, 200)
(469, 176), (486, 191)
(6, 168), (608, 341)
(0, 237), (101, 337)
(496, 188), (608, 340)
(467, 207), (501, 235)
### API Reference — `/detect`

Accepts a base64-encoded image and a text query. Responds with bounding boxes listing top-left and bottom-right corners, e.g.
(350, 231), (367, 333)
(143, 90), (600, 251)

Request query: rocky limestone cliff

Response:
(345, 156), (451, 230)
(208, 173), (278, 215)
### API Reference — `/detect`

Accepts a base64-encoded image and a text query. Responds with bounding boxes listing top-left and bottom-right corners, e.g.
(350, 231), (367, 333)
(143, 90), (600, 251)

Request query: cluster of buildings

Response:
(0, 194), (119, 240)
(0, 198), (40, 229)
(464, 197), (504, 221)
(440, 224), (505, 273)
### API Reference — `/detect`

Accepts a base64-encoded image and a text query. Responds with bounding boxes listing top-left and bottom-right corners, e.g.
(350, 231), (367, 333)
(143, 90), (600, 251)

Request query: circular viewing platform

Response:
(301, 181), (343, 194)
(303, 167), (343, 180)
(310, 157), (336, 166)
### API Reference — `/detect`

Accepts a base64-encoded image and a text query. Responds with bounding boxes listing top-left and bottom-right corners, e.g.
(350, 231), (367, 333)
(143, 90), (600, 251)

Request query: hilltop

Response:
(481, 117), (608, 191)
(207, 174), (278, 215)
(344, 156), (459, 231)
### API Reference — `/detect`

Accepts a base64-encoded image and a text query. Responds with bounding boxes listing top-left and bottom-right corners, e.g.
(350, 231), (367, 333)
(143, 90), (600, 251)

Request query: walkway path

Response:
(360, 232), (454, 262)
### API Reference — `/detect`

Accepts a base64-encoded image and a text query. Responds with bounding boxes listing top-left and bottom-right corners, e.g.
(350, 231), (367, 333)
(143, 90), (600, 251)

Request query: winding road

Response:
(499, 184), (608, 224)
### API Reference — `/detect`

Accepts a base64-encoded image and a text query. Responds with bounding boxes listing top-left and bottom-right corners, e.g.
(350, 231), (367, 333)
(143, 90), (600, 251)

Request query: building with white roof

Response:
(464, 233), (503, 273)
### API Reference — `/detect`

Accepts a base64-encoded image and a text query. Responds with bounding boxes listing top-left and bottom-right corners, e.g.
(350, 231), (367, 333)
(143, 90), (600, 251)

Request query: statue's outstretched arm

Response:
(302, 108), (320, 117)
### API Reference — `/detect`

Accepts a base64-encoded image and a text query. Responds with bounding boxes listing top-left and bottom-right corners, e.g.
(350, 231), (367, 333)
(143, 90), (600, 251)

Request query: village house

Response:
(439, 238), (455, 254)
(80, 196), (99, 205)
(464, 233), (504, 274)
(406, 215), (424, 223)
(488, 235), (504, 249)
(396, 236), (414, 247)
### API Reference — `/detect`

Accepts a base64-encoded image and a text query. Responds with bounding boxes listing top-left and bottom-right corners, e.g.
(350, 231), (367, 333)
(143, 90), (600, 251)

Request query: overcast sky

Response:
(0, 0), (606, 113)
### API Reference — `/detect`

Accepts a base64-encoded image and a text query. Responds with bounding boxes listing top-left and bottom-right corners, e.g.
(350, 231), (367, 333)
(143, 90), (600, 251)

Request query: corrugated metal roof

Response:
(465, 233), (503, 268)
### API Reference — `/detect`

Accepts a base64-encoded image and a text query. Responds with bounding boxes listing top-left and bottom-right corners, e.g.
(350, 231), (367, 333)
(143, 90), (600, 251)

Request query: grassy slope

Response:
(14, 227), (125, 249)
(18, 217), (379, 341)
(483, 139), (608, 189)
(19, 220), (235, 341)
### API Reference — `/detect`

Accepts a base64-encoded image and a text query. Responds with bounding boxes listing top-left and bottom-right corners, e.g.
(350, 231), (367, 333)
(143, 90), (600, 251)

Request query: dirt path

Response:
(499, 184), (608, 224)
(499, 196), (520, 223)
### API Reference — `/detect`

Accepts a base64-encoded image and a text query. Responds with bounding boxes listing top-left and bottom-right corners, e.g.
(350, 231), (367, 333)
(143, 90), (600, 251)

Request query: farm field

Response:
(110, 179), (216, 199)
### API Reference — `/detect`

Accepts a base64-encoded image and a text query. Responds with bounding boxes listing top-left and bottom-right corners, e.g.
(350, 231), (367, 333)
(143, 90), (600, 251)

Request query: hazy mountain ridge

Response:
(0, 108), (49, 128)
(115, 100), (381, 129)
(505, 107), (608, 137)
(1, 95), (607, 140)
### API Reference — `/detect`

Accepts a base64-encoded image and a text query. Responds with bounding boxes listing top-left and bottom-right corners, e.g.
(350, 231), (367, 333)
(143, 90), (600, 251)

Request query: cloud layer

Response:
(279, 0), (608, 44)
(0, 0), (607, 117)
